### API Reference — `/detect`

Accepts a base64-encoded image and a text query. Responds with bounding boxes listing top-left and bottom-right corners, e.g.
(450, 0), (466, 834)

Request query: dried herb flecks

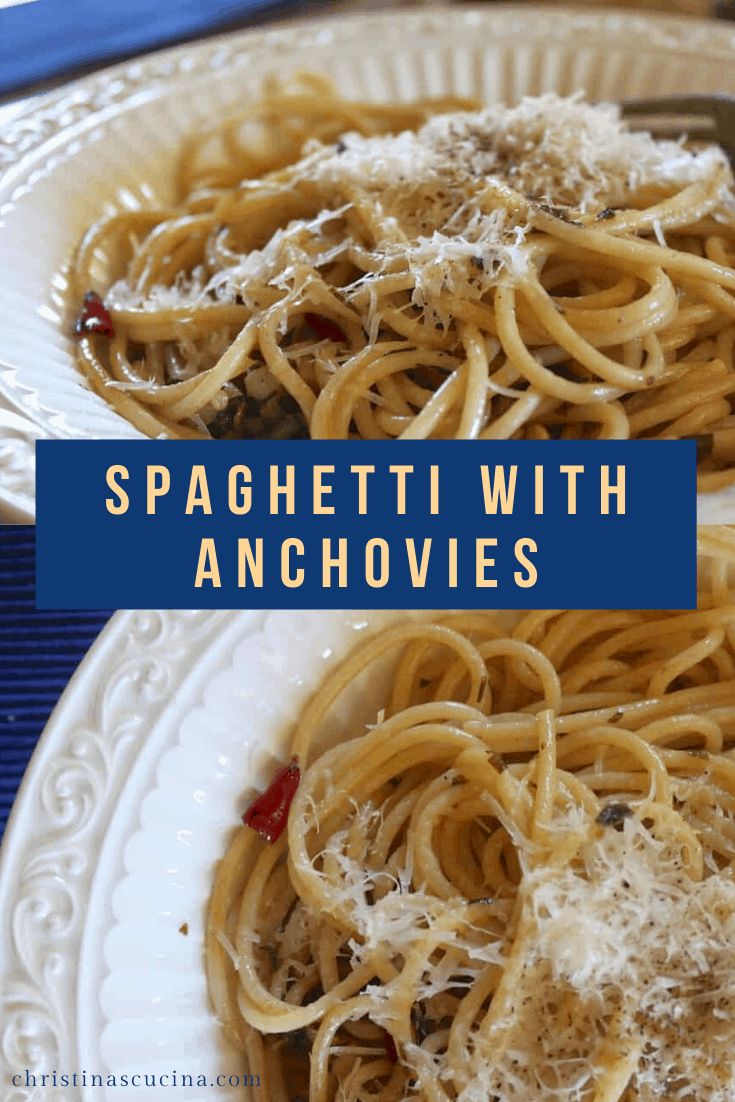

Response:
(596, 803), (634, 830)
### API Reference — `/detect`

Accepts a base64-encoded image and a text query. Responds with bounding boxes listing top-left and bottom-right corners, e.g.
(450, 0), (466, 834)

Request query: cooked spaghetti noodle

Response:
(72, 76), (735, 488)
(207, 528), (735, 1101)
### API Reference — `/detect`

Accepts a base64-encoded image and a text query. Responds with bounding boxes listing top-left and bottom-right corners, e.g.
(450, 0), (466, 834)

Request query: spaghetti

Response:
(207, 527), (735, 1101)
(71, 77), (735, 488)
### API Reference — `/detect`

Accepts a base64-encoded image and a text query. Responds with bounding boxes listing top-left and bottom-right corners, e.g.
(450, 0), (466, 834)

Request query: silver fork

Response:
(620, 94), (735, 164)
(621, 95), (735, 462)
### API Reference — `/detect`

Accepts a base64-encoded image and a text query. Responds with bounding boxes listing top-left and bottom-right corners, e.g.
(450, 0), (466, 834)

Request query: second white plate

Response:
(0, 608), (431, 1101)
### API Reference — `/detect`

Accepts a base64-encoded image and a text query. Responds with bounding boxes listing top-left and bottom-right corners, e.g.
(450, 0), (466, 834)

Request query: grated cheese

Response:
(519, 818), (735, 1100)
(109, 94), (732, 386)
(314, 790), (735, 1101)
(419, 92), (727, 211)
(441, 816), (735, 1101)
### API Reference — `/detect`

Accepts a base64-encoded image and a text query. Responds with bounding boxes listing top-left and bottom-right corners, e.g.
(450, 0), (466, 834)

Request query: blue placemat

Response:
(0, 0), (303, 97)
(0, 528), (112, 841)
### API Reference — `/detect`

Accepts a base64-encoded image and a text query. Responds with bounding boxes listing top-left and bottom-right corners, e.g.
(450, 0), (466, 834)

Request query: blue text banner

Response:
(35, 440), (696, 610)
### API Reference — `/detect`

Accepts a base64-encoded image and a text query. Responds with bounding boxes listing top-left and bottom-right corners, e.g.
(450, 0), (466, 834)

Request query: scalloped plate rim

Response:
(0, 607), (420, 1102)
(0, 611), (130, 894)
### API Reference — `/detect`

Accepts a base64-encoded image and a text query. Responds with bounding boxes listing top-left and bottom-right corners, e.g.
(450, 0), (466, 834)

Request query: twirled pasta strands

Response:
(206, 529), (735, 1101)
(70, 78), (735, 488)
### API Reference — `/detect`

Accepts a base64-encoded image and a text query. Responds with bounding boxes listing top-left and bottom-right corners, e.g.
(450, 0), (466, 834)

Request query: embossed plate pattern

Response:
(0, 608), (430, 1101)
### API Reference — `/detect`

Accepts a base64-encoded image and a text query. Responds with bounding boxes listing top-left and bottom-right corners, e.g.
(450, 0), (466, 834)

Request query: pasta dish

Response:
(72, 77), (735, 489)
(207, 527), (735, 1102)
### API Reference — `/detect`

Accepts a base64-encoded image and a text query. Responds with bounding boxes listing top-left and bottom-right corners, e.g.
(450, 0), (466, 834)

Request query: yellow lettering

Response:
(322, 538), (348, 587)
(365, 538), (390, 588)
(389, 465), (413, 515)
(448, 538), (458, 588)
(406, 538), (432, 587)
(476, 538), (498, 588)
(560, 465), (584, 514)
(228, 465), (252, 515)
(105, 465), (129, 515)
(480, 466), (517, 514)
(281, 538), (305, 587)
(601, 465), (626, 515)
(430, 465), (440, 515)
(194, 538), (221, 588)
(514, 538), (538, 588)
(270, 465), (295, 515)
(534, 465), (544, 515)
(313, 465), (335, 515)
(237, 538), (263, 587)
(146, 465), (170, 514)
(350, 465), (374, 515)
(185, 466), (212, 515)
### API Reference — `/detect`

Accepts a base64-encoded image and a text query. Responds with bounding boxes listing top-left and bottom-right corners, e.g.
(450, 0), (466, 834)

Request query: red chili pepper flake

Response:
(74, 291), (115, 338)
(304, 312), (346, 344)
(242, 758), (300, 843)
(383, 1030), (399, 1064)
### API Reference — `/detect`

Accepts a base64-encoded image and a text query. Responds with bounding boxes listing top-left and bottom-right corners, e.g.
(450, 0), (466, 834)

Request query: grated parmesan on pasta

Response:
(313, 797), (735, 1100)
(109, 93), (731, 325)
(89, 84), (735, 451)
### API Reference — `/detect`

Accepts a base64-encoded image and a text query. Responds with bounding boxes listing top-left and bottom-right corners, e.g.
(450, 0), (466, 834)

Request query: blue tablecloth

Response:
(0, 529), (112, 840)
(0, 0), (300, 97)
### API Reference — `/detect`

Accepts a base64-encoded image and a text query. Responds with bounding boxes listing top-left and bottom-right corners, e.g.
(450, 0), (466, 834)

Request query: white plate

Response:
(0, 607), (436, 1101)
(1, 5), (735, 523)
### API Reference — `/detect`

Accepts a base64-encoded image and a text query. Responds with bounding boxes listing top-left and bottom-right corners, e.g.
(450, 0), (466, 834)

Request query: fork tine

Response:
(621, 95), (718, 118)
(669, 127), (719, 142)
(621, 94), (735, 154)
(627, 124), (718, 143)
